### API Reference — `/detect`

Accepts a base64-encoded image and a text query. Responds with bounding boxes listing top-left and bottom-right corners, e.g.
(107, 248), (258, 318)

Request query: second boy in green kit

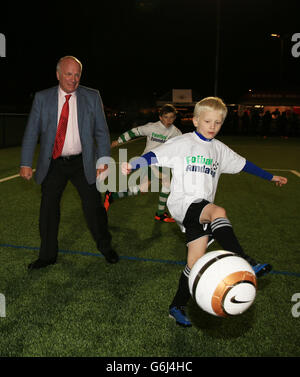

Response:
(104, 104), (182, 222)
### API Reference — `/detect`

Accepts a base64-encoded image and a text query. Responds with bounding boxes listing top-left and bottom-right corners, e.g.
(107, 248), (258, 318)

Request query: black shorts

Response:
(182, 200), (212, 245)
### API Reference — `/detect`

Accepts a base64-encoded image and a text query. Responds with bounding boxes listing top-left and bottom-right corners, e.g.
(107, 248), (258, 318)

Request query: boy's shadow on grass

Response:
(109, 220), (182, 256)
(256, 277), (271, 291)
(188, 276), (271, 339)
(189, 299), (256, 339)
(58, 187), (184, 256)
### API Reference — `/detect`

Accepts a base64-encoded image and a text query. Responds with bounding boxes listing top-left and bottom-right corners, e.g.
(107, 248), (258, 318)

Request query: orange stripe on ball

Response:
(211, 271), (257, 317)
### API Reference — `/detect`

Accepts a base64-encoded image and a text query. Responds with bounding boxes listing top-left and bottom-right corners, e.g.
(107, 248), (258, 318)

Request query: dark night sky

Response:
(1, 0), (300, 109)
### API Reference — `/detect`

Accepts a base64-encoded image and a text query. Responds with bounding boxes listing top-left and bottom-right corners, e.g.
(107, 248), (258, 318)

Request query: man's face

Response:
(159, 112), (176, 128)
(193, 110), (224, 139)
(56, 58), (81, 93)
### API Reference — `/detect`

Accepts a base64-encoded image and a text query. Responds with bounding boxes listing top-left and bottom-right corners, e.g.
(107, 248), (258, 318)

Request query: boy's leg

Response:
(200, 204), (272, 277)
(154, 187), (175, 223)
(169, 236), (208, 308)
(169, 236), (208, 327)
(154, 168), (175, 222)
(157, 188), (169, 215)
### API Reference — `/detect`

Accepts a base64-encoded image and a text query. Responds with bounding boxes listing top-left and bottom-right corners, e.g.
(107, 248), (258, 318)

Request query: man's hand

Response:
(19, 166), (33, 181)
(96, 164), (108, 178)
(271, 175), (288, 187)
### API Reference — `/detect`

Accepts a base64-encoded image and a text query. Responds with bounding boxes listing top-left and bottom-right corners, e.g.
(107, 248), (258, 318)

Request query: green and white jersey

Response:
(117, 121), (182, 154)
(153, 132), (246, 230)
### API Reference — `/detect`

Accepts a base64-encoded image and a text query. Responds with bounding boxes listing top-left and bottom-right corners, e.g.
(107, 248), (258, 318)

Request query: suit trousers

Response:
(38, 154), (112, 262)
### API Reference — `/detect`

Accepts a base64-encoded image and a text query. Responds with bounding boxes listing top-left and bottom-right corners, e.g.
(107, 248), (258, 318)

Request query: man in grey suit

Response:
(20, 56), (119, 269)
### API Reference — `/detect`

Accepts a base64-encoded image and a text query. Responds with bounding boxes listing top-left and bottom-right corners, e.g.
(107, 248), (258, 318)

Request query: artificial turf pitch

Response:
(0, 136), (299, 357)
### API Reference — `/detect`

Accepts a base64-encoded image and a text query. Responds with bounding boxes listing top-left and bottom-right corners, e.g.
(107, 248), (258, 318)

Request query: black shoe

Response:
(28, 258), (56, 270)
(102, 249), (119, 264)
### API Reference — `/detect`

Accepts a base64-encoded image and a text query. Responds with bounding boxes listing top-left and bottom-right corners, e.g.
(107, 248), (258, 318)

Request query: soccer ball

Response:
(189, 250), (257, 317)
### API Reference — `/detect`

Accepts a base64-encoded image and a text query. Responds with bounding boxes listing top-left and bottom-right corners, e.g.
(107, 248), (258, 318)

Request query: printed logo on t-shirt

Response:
(150, 132), (167, 143)
(185, 154), (219, 178)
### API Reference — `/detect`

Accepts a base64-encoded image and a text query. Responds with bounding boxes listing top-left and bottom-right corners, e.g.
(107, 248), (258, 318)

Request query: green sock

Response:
(157, 191), (169, 215)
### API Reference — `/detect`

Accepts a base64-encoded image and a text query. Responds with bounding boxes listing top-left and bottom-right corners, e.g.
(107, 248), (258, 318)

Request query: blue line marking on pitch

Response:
(1, 243), (300, 277)
(0, 243), (186, 266)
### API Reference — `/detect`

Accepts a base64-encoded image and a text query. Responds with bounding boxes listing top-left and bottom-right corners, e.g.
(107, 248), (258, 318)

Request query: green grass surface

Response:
(0, 136), (300, 357)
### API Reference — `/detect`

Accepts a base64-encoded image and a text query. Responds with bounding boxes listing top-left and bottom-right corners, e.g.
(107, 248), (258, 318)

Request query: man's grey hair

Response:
(56, 56), (83, 73)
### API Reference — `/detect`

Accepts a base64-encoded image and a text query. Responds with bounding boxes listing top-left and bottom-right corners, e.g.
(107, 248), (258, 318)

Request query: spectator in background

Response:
(262, 110), (272, 138)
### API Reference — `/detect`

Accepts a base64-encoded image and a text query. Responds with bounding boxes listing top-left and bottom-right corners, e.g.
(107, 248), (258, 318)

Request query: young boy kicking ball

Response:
(122, 97), (287, 327)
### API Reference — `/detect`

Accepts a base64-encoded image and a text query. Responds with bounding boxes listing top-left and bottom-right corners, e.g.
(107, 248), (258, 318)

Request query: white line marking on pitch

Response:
(263, 169), (300, 177)
(290, 170), (300, 178)
(0, 169), (36, 183)
(0, 168), (299, 183)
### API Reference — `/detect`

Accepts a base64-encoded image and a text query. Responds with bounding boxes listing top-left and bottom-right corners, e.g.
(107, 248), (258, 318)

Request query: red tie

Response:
(52, 94), (72, 159)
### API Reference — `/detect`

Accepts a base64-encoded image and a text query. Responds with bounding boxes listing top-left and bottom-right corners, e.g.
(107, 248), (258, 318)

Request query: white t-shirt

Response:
(153, 132), (246, 230)
(118, 121), (182, 154)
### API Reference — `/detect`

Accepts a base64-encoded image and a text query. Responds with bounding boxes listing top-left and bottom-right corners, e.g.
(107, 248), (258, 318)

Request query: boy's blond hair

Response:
(193, 96), (228, 121)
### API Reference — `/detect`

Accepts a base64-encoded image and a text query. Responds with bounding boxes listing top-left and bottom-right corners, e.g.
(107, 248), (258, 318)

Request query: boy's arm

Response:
(121, 151), (157, 175)
(242, 160), (287, 186)
(111, 128), (141, 147)
(111, 125), (149, 148)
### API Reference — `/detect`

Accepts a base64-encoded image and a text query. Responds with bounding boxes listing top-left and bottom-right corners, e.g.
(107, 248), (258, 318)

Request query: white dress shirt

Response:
(58, 87), (82, 156)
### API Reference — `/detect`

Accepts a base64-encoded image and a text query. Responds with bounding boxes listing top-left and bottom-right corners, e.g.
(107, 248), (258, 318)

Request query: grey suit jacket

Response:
(20, 85), (111, 184)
